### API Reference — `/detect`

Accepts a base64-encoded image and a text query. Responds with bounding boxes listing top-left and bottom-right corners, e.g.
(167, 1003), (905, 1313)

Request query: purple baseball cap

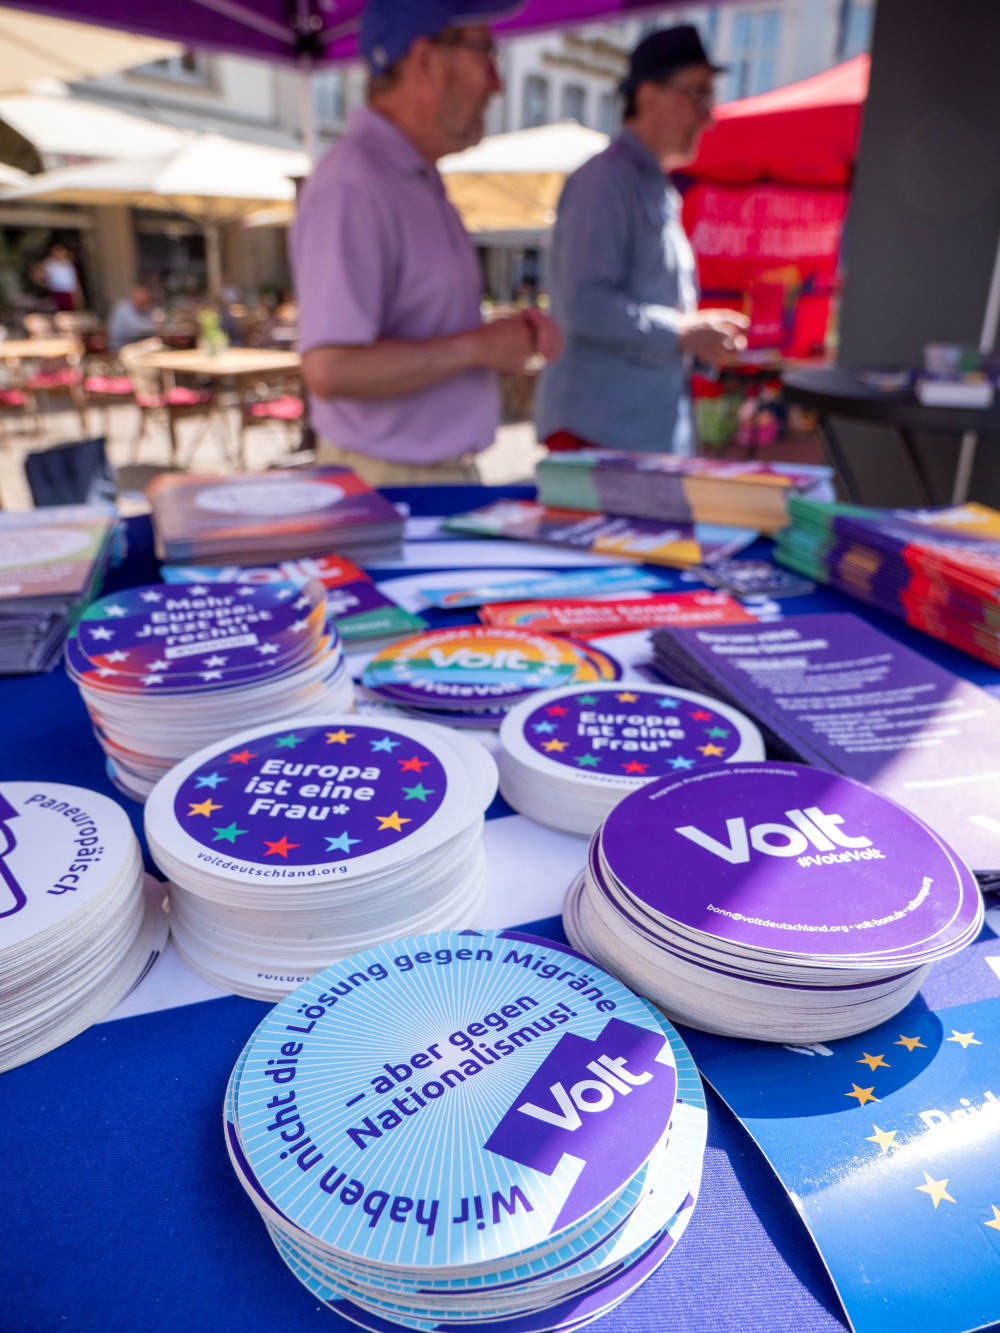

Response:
(360, 0), (522, 73)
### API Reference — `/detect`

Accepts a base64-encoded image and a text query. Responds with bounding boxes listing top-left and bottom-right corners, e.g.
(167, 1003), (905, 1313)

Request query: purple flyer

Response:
(666, 613), (1000, 872)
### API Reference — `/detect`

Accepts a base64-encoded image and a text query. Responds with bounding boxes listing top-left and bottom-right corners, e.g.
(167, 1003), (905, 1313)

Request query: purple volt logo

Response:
(0, 792), (25, 918)
(483, 1017), (674, 1234)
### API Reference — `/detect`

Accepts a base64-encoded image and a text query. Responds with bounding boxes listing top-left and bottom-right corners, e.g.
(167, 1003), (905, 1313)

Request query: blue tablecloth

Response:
(2, 485), (998, 1333)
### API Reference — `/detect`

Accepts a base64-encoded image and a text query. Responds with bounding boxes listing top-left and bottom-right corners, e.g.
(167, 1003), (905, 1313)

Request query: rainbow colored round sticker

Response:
(363, 627), (585, 709)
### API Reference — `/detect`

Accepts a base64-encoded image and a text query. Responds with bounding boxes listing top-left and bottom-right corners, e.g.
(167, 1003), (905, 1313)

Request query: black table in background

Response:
(783, 365), (1000, 504)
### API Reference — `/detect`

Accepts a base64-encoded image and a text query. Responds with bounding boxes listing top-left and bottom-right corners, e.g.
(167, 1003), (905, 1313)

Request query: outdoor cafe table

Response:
(1, 482), (998, 1333)
(0, 337), (79, 363)
(139, 346), (302, 465)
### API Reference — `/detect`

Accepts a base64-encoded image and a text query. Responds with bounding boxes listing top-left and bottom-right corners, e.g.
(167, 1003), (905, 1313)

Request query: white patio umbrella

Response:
(1, 132), (309, 294)
(0, 160), (26, 188)
(0, 6), (180, 95)
(0, 92), (186, 160)
(439, 121), (608, 232)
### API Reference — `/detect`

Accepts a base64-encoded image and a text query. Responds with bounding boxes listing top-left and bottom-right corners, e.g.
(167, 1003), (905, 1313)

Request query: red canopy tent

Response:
(682, 55), (868, 354)
(691, 53), (868, 187)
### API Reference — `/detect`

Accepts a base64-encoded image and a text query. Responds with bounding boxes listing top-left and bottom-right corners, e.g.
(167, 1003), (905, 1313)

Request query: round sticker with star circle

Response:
(66, 581), (327, 692)
(144, 716), (487, 885)
(500, 683), (764, 789)
(362, 626), (584, 709)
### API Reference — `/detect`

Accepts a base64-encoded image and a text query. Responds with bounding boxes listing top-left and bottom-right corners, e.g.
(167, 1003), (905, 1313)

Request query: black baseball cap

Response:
(619, 25), (726, 95)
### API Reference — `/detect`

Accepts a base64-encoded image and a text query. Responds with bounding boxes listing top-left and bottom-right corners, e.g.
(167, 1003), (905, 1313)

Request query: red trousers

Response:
(543, 430), (597, 452)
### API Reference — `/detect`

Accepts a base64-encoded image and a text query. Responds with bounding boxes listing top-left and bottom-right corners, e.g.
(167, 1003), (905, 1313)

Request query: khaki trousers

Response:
(316, 437), (481, 487)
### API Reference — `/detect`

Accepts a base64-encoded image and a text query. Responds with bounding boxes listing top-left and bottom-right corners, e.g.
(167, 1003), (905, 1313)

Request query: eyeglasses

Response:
(432, 33), (499, 63)
(661, 80), (716, 109)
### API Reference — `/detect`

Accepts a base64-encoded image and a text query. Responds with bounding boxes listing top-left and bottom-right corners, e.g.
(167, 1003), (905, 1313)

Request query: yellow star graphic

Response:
(188, 798), (222, 817)
(916, 1173), (955, 1209)
(376, 811), (411, 833)
(846, 1084), (879, 1106)
(326, 729), (355, 744)
(985, 1205), (1000, 1232)
(947, 1030), (982, 1049)
(542, 738), (569, 752)
(866, 1125), (898, 1154)
(698, 743), (725, 757)
(857, 1052), (890, 1071)
(615, 691), (639, 702)
(895, 1034), (926, 1052)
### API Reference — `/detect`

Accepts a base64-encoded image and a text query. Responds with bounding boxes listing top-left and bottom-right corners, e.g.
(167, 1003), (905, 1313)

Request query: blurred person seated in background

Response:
(535, 26), (748, 457)
(30, 243), (81, 314)
(264, 291), (299, 346)
(292, 0), (562, 487)
(108, 286), (160, 354)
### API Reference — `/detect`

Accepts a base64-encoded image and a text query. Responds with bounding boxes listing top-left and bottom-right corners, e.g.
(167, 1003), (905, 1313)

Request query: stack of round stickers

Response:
(145, 717), (498, 999)
(565, 762), (984, 1043)
(499, 682), (764, 836)
(223, 929), (706, 1332)
(66, 580), (353, 801)
(0, 781), (168, 1071)
(361, 626), (621, 729)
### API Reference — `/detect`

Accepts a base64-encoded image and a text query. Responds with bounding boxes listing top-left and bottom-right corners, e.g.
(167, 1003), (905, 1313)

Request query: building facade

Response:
(491, 0), (874, 139)
(0, 0), (874, 317)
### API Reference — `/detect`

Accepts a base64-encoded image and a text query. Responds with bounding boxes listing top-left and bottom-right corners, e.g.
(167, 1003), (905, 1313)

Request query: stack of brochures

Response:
(648, 611), (1000, 877)
(775, 497), (1000, 667)
(536, 451), (834, 535)
(148, 467), (404, 565)
(0, 505), (118, 673)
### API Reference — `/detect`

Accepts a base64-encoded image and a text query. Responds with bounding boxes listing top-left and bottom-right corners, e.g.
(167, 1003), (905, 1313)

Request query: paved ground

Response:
(0, 397), (825, 513)
(0, 401), (547, 512)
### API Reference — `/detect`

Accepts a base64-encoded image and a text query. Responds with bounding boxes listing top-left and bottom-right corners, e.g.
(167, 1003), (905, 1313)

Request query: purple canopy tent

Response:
(0, 0), (675, 66)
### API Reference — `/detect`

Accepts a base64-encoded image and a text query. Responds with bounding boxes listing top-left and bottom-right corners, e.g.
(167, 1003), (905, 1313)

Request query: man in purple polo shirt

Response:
(293, 0), (562, 486)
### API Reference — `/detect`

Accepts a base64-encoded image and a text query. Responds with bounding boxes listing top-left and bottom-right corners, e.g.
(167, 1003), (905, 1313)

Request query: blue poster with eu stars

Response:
(692, 909), (1000, 1333)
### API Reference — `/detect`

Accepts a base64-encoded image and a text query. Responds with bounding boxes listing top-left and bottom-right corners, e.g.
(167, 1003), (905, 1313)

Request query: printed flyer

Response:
(480, 590), (758, 635)
(653, 612), (1000, 873)
(443, 500), (758, 569)
(695, 976), (1000, 1333)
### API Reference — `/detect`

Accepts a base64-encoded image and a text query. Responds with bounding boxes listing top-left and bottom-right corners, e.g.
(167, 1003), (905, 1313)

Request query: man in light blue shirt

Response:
(535, 26), (748, 456)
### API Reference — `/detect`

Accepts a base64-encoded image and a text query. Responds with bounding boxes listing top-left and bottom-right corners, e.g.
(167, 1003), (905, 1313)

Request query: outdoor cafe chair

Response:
(240, 377), (304, 455)
(82, 368), (136, 438)
(9, 328), (90, 439)
(0, 387), (29, 449)
(119, 338), (215, 465)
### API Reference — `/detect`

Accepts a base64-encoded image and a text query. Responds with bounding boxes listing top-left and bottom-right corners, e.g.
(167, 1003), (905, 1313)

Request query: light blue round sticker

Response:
(234, 930), (677, 1271)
